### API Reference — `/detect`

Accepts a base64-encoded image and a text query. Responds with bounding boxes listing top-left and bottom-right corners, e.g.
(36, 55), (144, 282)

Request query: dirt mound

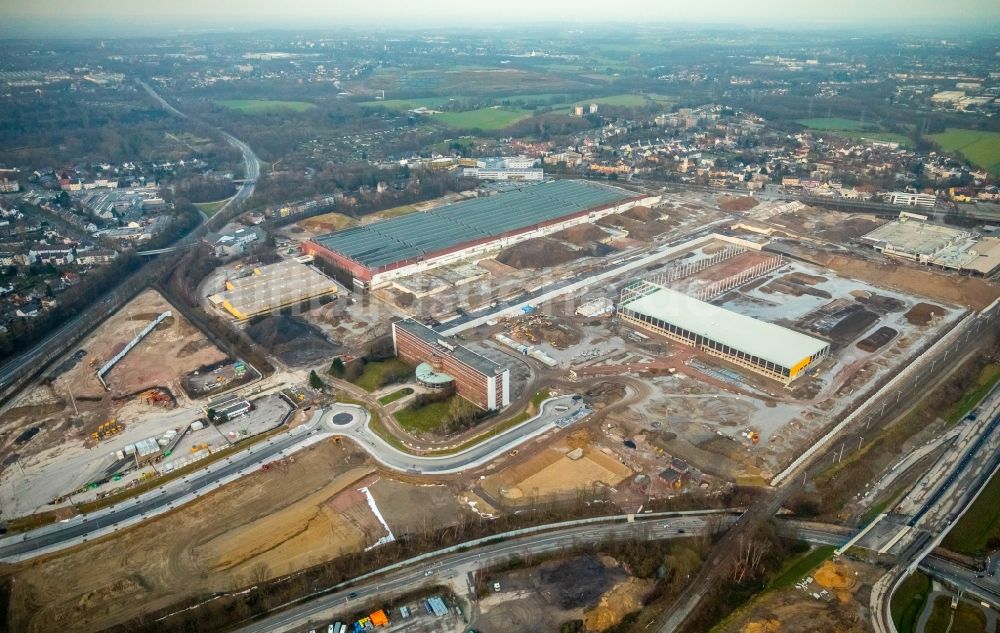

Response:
(623, 205), (657, 221)
(586, 382), (627, 408)
(853, 292), (905, 313)
(553, 223), (609, 246)
(248, 315), (313, 346)
(247, 315), (337, 366)
(719, 196), (760, 212)
(857, 326), (898, 352)
(567, 429), (594, 450)
(299, 212), (356, 233)
(177, 339), (213, 357)
(496, 238), (579, 269)
(817, 216), (881, 241)
(905, 302), (946, 326)
(787, 272), (826, 285)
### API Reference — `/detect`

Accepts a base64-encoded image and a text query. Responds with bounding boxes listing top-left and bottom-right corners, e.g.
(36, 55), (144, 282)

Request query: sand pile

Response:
(583, 578), (651, 631)
(742, 620), (782, 633)
(814, 560), (857, 603)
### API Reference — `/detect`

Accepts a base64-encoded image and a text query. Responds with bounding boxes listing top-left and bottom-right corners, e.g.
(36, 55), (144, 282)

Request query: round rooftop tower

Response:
(415, 362), (455, 392)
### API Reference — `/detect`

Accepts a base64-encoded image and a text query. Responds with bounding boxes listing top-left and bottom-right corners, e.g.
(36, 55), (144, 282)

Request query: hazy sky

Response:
(1, 0), (998, 37)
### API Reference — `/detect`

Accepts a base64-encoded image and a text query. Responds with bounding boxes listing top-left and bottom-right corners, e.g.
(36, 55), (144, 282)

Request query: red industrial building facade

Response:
(392, 319), (510, 411)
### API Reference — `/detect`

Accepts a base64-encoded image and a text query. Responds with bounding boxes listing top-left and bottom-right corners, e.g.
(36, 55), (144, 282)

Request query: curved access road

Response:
(235, 511), (736, 633)
(0, 396), (588, 562)
(322, 395), (590, 475)
(136, 79), (260, 252)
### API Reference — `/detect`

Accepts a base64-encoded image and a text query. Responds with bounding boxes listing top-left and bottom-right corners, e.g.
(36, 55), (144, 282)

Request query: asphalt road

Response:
(136, 79), (260, 255)
(922, 555), (1000, 607)
(0, 426), (317, 561)
(235, 513), (732, 633)
(870, 384), (1000, 633)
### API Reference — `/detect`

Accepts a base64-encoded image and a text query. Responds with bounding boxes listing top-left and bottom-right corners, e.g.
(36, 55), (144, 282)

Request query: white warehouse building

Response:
(618, 280), (830, 384)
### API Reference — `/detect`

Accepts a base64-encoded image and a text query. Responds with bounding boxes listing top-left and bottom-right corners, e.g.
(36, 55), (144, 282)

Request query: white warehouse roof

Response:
(621, 285), (829, 370)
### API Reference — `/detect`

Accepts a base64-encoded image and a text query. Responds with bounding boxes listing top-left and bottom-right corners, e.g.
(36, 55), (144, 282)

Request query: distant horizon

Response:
(0, 0), (997, 39)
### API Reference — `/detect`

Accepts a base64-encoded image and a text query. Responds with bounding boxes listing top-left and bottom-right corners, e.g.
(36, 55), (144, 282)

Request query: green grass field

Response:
(930, 128), (1000, 176)
(768, 545), (836, 590)
(797, 117), (870, 131)
(951, 602), (988, 633)
(215, 99), (316, 113)
(432, 107), (532, 130)
(550, 93), (672, 114)
(367, 203), (420, 221)
(350, 358), (413, 393)
(924, 596), (951, 633)
(377, 387), (414, 406)
(945, 363), (1000, 424)
(891, 571), (932, 633)
(924, 596), (988, 633)
(797, 118), (911, 146)
(593, 93), (672, 106)
(394, 396), (456, 433)
(194, 199), (229, 216)
(530, 388), (551, 410)
(359, 96), (463, 110)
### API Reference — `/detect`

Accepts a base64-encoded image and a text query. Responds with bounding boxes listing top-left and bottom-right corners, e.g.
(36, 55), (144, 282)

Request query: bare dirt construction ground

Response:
(761, 206), (881, 243)
(475, 554), (649, 633)
(807, 251), (1000, 310)
(597, 212), (676, 241)
(719, 196), (760, 212)
(5, 442), (466, 633)
(246, 314), (339, 366)
(297, 212), (357, 235)
(509, 314), (581, 348)
(201, 468), (378, 575)
(62, 289), (228, 398)
(481, 443), (633, 504)
(719, 557), (875, 633)
(0, 289), (227, 466)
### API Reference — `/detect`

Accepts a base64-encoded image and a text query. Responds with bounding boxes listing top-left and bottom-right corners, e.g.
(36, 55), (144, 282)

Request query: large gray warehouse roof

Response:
(312, 180), (632, 269)
(621, 285), (829, 371)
